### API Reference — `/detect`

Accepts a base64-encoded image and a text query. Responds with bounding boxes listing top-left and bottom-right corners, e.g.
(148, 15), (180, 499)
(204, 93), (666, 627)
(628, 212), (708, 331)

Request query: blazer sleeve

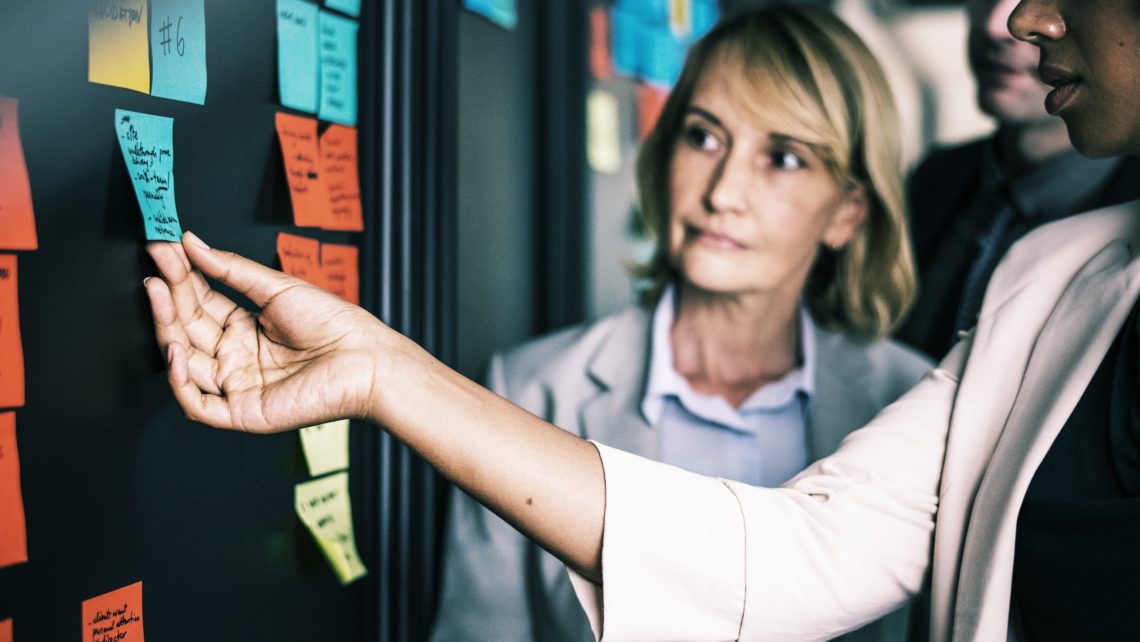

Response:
(429, 352), (541, 641)
(571, 339), (970, 642)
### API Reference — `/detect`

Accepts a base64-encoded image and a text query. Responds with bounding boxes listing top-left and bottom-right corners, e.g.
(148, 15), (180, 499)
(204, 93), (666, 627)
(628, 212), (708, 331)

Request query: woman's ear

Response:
(822, 185), (869, 250)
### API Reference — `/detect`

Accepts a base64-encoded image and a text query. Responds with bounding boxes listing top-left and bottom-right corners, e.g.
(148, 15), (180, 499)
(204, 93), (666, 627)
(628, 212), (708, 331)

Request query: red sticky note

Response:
(319, 125), (364, 232)
(589, 8), (613, 80)
(636, 83), (670, 141)
(276, 232), (324, 288)
(275, 113), (332, 228)
(82, 582), (144, 642)
(0, 412), (27, 569)
(0, 256), (24, 409)
(0, 97), (38, 250)
(0, 618), (11, 642)
(321, 243), (359, 305)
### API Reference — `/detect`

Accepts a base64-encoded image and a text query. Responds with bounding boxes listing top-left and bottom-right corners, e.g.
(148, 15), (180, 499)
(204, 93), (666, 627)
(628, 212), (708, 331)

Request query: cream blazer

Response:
(571, 201), (1140, 642)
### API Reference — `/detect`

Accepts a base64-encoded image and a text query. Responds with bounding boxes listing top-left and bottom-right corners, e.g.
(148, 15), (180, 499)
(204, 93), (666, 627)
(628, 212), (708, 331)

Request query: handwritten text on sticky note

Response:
(0, 97), (38, 250)
(275, 113), (330, 227)
(277, 0), (320, 112)
(299, 419), (349, 477)
(82, 582), (144, 642)
(150, 0), (207, 104)
(295, 471), (367, 585)
(0, 412), (27, 569)
(320, 243), (359, 306)
(89, 2), (151, 93)
(319, 125), (363, 231)
(276, 232), (323, 287)
(0, 256), (24, 410)
(115, 109), (182, 241)
(318, 11), (358, 126)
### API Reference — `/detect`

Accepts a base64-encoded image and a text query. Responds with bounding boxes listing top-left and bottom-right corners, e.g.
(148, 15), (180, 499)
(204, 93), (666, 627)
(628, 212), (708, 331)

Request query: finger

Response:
(186, 346), (222, 395)
(144, 274), (191, 355)
(147, 241), (230, 353)
(147, 241), (239, 329)
(181, 231), (300, 310)
(166, 341), (239, 431)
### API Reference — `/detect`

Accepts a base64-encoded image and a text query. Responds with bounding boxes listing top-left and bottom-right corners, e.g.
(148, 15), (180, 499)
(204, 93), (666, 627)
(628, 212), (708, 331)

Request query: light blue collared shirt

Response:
(641, 285), (815, 487)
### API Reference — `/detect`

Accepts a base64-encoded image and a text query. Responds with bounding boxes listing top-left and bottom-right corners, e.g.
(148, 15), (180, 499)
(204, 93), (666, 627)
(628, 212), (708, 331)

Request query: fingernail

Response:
(185, 231), (210, 250)
(142, 277), (151, 287)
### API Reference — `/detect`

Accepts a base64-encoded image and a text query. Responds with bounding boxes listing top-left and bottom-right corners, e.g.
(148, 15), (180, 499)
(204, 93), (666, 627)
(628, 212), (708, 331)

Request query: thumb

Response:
(181, 231), (298, 309)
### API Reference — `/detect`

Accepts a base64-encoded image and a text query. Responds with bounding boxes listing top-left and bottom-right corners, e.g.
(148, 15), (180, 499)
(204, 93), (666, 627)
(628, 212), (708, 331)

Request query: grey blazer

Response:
(429, 306), (933, 642)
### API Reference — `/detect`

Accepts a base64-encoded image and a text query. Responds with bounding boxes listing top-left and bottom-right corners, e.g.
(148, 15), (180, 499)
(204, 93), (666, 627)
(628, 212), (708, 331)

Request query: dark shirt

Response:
(1012, 297), (1140, 641)
(897, 136), (1140, 360)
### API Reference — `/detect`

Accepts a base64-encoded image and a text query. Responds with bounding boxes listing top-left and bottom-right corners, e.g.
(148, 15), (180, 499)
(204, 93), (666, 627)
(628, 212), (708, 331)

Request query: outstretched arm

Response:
(144, 233), (605, 580)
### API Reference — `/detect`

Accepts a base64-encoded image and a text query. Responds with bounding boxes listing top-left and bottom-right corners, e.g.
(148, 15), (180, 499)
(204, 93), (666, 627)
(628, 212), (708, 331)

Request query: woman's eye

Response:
(770, 150), (806, 170)
(683, 126), (720, 152)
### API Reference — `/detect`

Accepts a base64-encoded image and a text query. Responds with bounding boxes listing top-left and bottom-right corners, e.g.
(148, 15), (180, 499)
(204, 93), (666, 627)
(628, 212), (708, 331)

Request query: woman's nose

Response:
(1009, 0), (1066, 44)
(702, 154), (749, 214)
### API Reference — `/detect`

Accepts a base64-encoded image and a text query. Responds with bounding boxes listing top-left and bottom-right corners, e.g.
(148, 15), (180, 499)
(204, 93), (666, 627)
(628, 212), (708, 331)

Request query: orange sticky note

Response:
(0, 412), (28, 569)
(0, 618), (11, 642)
(319, 125), (364, 232)
(0, 256), (24, 409)
(0, 98), (38, 250)
(82, 582), (145, 642)
(636, 83), (670, 141)
(275, 113), (331, 228)
(321, 243), (359, 305)
(589, 8), (613, 80)
(276, 232), (324, 288)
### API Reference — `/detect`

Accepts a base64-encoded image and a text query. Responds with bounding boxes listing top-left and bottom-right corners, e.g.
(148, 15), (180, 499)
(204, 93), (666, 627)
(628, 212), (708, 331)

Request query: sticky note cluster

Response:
(89, 0), (207, 104)
(0, 98), (38, 251)
(276, 0), (358, 126)
(82, 582), (145, 642)
(295, 471), (367, 585)
(115, 110), (182, 242)
(275, 113), (363, 231)
(277, 233), (359, 305)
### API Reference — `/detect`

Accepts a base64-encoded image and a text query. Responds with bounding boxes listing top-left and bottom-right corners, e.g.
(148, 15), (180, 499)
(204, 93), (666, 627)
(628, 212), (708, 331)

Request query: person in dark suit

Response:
(895, 0), (1140, 360)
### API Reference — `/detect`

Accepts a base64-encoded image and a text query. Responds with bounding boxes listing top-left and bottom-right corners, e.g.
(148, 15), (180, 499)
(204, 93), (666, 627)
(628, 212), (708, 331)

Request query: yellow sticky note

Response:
(89, 1), (151, 93)
(298, 419), (349, 477)
(295, 472), (367, 585)
(587, 89), (621, 174)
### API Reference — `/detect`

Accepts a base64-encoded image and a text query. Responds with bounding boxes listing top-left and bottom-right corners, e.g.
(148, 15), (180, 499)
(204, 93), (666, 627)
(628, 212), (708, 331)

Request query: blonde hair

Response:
(635, 4), (916, 339)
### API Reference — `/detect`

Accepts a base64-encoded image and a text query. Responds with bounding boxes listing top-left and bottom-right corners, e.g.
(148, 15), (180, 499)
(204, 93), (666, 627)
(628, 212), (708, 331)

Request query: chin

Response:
(1063, 115), (1139, 158)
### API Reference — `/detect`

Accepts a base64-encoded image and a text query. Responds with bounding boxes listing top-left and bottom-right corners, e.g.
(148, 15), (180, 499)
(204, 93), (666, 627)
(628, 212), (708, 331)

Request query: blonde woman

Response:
(429, 7), (929, 641)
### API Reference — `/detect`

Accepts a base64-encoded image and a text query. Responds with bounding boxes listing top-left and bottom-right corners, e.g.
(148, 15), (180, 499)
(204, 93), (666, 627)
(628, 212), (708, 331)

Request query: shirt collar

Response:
(980, 135), (1120, 222)
(640, 283), (816, 431)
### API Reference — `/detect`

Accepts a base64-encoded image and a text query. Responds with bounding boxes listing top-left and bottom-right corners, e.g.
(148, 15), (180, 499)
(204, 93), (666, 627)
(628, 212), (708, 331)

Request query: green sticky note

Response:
(150, 0), (207, 104)
(299, 419), (349, 477)
(114, 109), (182, 242)
(277, 0), (320, 112)
(295, 472), (367, 585)
(318, 10), (357, 126)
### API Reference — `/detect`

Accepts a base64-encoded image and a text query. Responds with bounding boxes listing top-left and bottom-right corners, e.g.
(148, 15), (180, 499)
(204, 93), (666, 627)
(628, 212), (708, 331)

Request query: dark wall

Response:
(0, 1), (378, 639)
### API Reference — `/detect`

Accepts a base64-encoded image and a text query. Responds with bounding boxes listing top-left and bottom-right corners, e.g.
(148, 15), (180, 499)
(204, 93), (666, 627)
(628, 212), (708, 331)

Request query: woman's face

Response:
(666, 65), (867, 302)
(1010, 0), (1140, 156)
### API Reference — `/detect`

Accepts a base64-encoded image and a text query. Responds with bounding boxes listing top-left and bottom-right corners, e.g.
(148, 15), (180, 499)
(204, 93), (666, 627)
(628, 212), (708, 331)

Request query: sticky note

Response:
(82, 582), (144, 642)
(318, 11), (358, 126)
(691, 0), (718, 41)
(275, 113), (331, 227)
(320, 243), (359, 305)
(611, 7), (647, 79)
(325, 0), (360, 18)
(149, 0), (207, 104)
(319, 125), (363, 231)
(276, 232), (323, 287)
(668, 0), (691, 39)
(89, 1), (151, 94)
(636, 83), (669, 140)
(587, 89), (621, 174)
(642, 28), (685, 88)
(0, 256), (24, 410)
(299, 419), (349, 476)
(114, 110), (182, 241)
(295, 471), (367, 585)
(589, 8), (613, 80)
(0, 98), (37, 251)
(462, 0), (518, 30)
(0, 413), (27, 569)
(277, 0), (320, 113)
(0, 618), (10, 642)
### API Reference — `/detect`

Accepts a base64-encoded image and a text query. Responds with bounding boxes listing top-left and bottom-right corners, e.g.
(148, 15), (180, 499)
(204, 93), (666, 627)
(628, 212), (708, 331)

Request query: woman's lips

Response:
(1038, 64), (1081, 115)
(688, 226), (746, 251)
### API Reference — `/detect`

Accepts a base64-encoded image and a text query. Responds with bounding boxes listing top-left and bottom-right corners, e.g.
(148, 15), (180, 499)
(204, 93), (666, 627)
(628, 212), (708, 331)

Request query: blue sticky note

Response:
(325, 0), (360, 18)
(643, 28), (685, 87)
(277, 0), (320, 113)
(150, 0), (208, 104)
(616, 0), (667, 22)
(114, 109), (182, 242)
(318, 11), (358, 126)
(611, 7), (646, 79)
(462, 0), (517, 30)
(691, 0), (719, 41)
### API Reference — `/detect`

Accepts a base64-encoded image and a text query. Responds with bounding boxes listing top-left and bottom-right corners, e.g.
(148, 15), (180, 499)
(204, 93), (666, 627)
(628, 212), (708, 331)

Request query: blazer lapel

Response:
(579, 308), (658, 458)
(951, 241), (1140, 640)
